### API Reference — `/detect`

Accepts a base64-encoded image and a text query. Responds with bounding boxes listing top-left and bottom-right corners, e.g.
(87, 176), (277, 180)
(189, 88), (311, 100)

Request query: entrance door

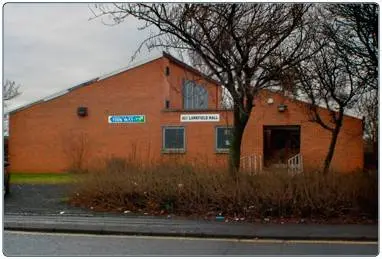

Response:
(263, 125), (301, 168)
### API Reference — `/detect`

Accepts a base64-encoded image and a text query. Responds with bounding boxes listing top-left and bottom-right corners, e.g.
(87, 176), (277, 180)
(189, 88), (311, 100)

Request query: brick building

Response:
(8, 52), (363, 173)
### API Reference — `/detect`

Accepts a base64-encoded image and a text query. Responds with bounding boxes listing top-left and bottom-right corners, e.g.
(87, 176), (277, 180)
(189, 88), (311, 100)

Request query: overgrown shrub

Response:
(62, 131), (91, 173)
(69, 157), (378, 221)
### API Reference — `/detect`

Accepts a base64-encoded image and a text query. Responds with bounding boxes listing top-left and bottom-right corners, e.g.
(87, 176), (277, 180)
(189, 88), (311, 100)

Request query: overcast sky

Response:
(4, 3), (162, 112)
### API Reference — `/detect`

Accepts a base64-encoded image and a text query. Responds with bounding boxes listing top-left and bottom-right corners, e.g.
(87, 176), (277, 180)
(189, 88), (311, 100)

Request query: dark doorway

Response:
(263, 125), (301, 168)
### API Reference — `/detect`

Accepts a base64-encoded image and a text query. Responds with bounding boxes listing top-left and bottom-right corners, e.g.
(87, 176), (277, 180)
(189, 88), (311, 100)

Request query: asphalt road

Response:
(3, 231), (378, 256)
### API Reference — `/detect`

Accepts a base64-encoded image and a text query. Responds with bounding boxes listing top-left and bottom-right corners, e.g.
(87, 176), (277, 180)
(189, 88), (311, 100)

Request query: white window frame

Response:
(162, 126), (186, 153)
(215, 126), (233, 153)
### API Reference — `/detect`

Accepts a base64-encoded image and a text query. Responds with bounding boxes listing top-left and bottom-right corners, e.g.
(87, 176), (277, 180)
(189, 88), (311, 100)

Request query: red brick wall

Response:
(159, 90), (363, 173)
(9, 56), (363, 173)
(240, 91), (363, 172)
(165, 59), (220, 110)
(9, 58), (168, 172)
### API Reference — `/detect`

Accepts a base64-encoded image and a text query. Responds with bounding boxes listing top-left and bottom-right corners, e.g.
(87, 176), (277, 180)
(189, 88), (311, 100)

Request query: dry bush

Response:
(62, 131), (91, 173)
(69, 157), (377, 221)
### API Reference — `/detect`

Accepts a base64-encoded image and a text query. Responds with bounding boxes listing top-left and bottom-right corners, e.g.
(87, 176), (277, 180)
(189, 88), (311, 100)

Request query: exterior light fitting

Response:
(278, 104), (287, 112)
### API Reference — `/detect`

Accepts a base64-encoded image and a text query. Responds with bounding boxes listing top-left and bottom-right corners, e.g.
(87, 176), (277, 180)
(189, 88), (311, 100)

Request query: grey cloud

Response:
(4, 3), (158, 111)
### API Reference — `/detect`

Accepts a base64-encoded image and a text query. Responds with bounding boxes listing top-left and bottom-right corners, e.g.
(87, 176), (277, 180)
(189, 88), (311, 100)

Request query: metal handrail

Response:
(240, 154), (262, 175)
(287, 153), (303, 174)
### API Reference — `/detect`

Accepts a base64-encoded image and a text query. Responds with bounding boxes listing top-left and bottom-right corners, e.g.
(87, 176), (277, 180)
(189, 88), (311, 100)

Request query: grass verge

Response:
(10, 173), (76, 184)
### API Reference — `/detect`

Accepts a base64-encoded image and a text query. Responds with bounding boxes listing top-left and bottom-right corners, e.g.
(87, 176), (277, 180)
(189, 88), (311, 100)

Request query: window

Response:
(162, 126), (185, 152)
(183, 80), (208, 110)
(216, 126), (233, 152)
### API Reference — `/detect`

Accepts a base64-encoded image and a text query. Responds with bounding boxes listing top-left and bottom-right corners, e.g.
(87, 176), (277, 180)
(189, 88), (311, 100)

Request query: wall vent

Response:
(77, 107), (88, 117)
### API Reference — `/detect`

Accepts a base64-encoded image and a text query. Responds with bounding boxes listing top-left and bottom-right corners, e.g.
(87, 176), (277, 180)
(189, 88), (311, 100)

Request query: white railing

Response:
(287, 153), (303, 174)
(240, 154), (262, 175)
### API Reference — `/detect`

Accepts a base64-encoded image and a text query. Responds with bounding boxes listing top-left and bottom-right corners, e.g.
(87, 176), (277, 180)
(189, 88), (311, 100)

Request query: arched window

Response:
(183, 80), (208, 110)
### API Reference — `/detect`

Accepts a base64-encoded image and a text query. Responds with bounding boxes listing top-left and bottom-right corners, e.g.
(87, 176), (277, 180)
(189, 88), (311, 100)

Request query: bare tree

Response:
(3, 80), (21, 135)
(91, 3), (316, 177)
(358, 90), (378, 168)
(327, 4), (378, 170)
(326, 4), (378, 90)
(295, 7), (368, 173)
(3, 80), (21, 102)
(62, 131), (90, 173)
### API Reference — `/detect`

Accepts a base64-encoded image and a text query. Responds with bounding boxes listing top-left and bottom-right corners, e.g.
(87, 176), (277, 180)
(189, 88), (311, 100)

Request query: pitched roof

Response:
(260, 89), (362, 120)
(8, 52), (221, 115)
(162, 52), (221, 86)
(7, 52), (361, 120)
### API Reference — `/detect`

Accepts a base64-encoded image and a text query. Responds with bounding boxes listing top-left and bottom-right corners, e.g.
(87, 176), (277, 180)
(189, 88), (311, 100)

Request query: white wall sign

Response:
(180, 114), (220, 122)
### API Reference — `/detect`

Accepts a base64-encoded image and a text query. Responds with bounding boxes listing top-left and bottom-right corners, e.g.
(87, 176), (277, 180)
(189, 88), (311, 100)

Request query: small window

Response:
(183, 80), (208, 110)
(216, 126), (233, 152)
(163, 126), (185, 152)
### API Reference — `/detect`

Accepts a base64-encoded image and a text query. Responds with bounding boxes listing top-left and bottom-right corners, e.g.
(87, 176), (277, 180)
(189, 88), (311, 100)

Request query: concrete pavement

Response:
(4, 214), (378, 241)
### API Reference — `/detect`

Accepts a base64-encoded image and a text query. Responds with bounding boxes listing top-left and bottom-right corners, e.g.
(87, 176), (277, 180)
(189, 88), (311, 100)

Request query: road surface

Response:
(3, 231), (378, 256)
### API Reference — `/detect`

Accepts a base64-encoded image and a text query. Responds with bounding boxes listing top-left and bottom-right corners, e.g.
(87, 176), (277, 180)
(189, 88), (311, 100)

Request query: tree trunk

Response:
(229, 104), (250, 179)
(372, 124), (378, 168)
(323, 114), (343, 174)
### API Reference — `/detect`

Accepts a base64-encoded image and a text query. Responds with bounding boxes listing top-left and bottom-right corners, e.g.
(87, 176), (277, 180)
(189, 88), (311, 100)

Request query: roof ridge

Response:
(8, 51), (222, 115)
(8, 53), (165, 114)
